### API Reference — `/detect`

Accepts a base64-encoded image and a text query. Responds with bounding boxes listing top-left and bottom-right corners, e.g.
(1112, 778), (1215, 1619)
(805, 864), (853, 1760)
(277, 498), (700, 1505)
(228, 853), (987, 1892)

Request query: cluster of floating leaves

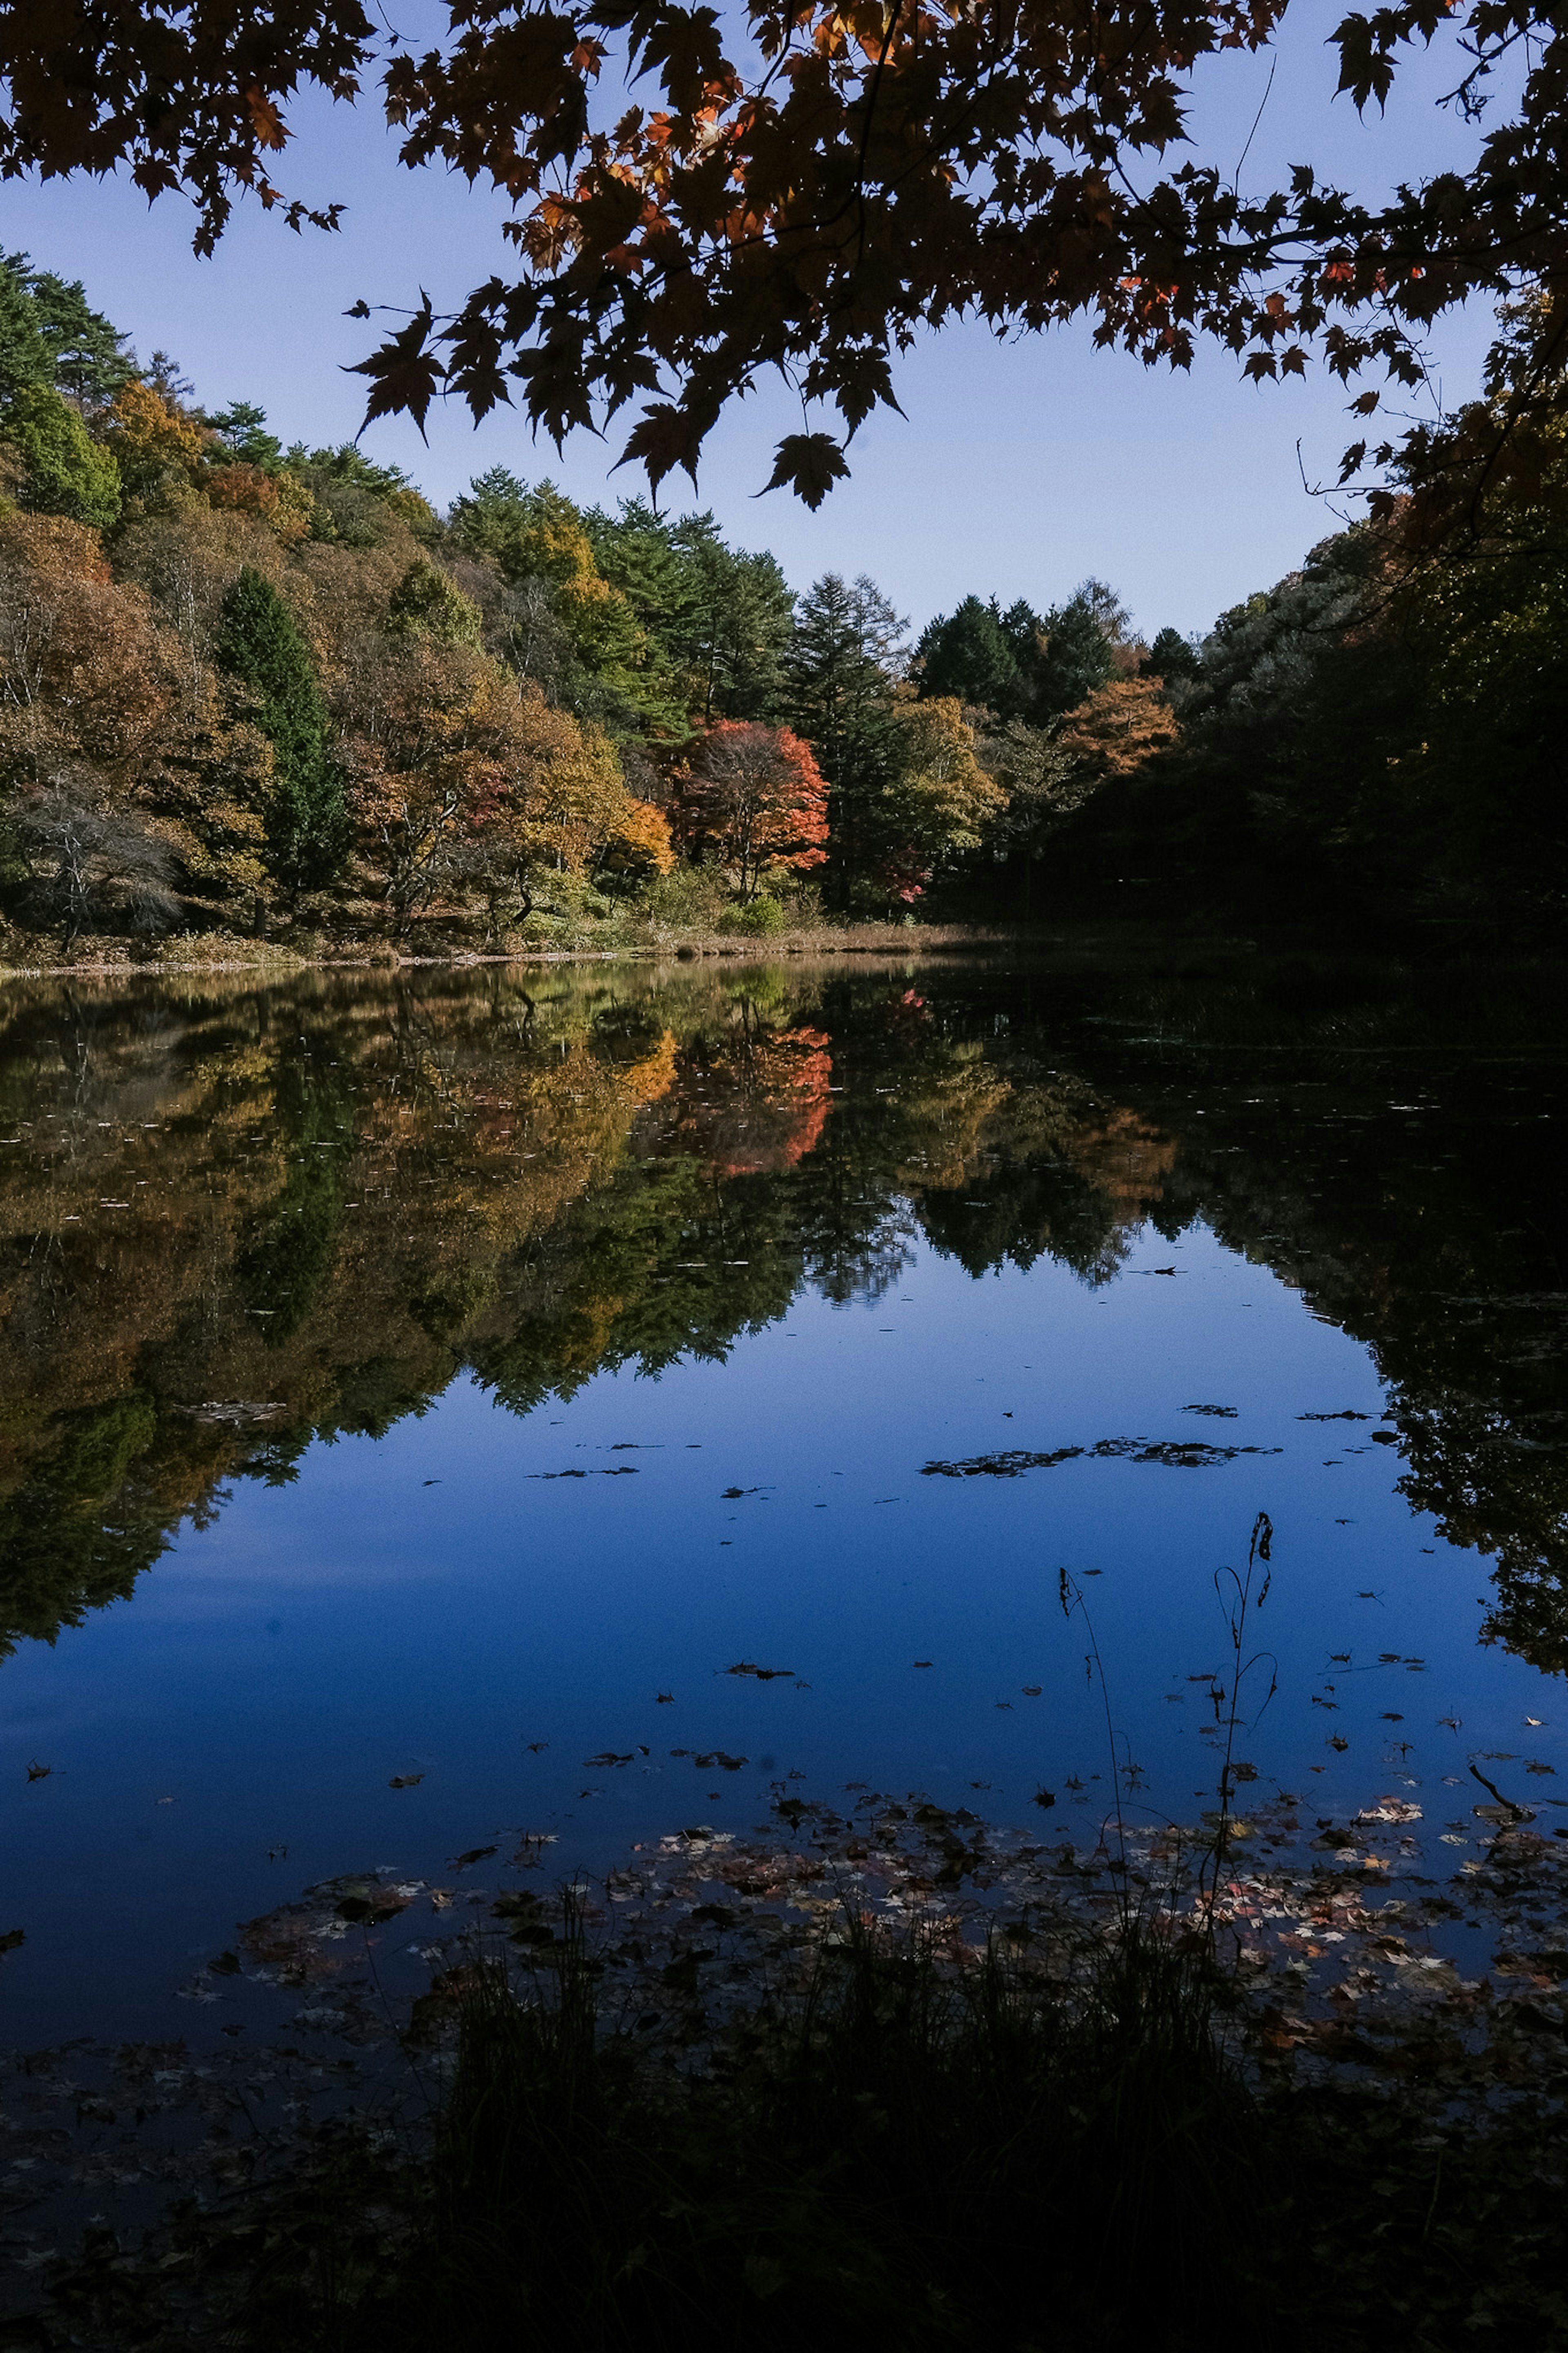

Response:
(921, 1435), (1284, 1477)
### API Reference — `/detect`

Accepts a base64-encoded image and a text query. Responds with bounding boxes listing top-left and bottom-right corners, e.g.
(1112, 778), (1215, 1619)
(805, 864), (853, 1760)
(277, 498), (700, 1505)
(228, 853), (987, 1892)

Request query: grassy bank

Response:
(0, 918), (1004, 980)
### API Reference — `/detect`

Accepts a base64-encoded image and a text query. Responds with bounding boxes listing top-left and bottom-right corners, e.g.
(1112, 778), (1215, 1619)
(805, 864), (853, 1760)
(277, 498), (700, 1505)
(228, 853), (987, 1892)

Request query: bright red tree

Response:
(678, 722), (828, 901)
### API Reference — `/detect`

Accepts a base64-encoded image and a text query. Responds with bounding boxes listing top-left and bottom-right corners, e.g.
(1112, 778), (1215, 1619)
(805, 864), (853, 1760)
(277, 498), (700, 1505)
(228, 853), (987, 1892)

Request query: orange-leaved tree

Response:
(1054, 677), (1180, 785)
(678, 722), (827, 901)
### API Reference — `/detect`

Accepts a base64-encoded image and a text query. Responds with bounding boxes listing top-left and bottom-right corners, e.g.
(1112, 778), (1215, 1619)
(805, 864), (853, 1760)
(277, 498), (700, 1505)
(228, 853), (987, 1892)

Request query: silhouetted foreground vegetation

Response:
(13, 1789), (1568, 2351)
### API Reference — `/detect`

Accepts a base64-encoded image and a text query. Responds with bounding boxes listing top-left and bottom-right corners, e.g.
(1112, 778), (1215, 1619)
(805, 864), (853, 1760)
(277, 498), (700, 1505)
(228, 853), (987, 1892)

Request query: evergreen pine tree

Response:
(784, 572), (907, 901)
(915, 595), (1019, 712)
(1142, 625), (1202, 685)
(213, 567), (343, 897)
(0, 252), (131, 407)
(1034, 593), (1116, 716)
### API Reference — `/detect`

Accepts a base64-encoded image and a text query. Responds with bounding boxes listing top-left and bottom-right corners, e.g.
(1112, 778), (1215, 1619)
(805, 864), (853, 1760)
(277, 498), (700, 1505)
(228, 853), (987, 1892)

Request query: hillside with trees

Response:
(2, 254), (1564, 961)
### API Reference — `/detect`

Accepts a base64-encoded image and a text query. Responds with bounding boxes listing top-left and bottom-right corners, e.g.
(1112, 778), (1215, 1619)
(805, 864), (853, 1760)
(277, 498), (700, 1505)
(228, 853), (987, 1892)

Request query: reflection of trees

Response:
(3, 956), (1563, 1671)
(0, 961), (1163, 1650)
(1068, 958), (1568, 1674)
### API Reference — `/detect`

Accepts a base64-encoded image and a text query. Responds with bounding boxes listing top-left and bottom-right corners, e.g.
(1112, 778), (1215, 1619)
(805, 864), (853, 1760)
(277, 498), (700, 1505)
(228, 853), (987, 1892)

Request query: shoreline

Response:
(0, 926), (1012, 983)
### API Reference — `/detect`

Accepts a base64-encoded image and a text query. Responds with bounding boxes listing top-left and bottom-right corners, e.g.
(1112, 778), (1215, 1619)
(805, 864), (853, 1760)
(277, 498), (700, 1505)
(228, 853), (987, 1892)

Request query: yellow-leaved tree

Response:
(872, 694), (1006, 904)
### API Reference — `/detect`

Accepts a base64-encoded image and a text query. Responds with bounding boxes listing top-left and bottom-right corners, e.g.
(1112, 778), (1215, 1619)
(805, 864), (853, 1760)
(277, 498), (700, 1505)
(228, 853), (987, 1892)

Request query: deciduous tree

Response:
(873, 695), (1006, 903)
(0, 383), (120, 526)
(679, 721), (829, 900)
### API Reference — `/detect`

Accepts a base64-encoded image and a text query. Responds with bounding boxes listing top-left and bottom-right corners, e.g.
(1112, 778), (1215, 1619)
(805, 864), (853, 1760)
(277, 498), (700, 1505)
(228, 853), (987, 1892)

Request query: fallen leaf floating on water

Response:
(722, 1662), (795, 1679)
(524, 1741), (548, 1753)
(1022, 1686), (1042, 1697)
(1032, 1788), (1056, 1809)
(921, 1437), (1282, 1477)
(695, 1751), (747, 1771)
(25, 1760), (53, 1782)
(448, 1847), (499, 1871)
(529, 1467), (639, 1480)
(584, 1753), (635, 1769)
(656, 1691), (675, 1704)
(1183, 1404), (1238, 1417)
(388, 1773), (424, 1789)
(912, 1660), (932, 1669)
(1298, 1410), (1370, 1422)
(0, 1929), (23, 1957)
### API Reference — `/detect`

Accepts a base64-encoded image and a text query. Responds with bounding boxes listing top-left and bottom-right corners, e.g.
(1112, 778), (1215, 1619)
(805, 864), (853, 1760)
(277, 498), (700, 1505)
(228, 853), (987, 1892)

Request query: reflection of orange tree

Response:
(1059, 1103), (1178, 1210)
(0, 966), (1189, 1656)
(655, 1015), (833, 1176)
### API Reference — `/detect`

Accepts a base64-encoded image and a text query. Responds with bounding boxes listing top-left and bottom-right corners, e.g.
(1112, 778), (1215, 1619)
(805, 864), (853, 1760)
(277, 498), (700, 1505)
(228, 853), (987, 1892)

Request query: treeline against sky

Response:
(1, 255), (1564, 948)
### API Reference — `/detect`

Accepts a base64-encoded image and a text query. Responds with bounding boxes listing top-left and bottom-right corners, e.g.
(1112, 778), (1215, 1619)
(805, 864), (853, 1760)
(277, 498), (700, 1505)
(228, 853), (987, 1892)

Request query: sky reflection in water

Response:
(1, 953), (1564, 2041)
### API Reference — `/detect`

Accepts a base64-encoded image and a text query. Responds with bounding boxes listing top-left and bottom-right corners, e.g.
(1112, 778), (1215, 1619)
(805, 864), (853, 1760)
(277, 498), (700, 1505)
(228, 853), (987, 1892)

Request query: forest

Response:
(2, 250), (1566, 959)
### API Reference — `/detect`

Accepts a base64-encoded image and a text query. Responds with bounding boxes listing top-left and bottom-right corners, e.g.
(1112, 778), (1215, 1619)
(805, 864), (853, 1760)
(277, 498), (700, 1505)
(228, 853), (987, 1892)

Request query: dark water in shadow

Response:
(2, 948), (1565, 2041)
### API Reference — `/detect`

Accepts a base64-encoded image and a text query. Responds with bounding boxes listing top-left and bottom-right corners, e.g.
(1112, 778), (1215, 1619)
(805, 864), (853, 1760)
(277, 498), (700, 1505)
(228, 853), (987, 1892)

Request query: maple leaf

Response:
(633, 5), (728, 116)
(615, 401), (706, 494)
(346, 297), (444, 434)
(760, 432), (849, 509)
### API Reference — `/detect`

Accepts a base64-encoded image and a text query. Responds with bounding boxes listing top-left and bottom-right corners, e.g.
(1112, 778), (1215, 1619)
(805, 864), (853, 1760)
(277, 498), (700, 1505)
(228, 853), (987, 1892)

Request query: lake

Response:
(2, 945), (1565, 2047)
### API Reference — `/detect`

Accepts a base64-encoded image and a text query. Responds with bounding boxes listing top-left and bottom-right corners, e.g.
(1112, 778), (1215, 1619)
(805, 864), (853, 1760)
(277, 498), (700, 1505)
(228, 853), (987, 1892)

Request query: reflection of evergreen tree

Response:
(234, 1051), (351, 1343)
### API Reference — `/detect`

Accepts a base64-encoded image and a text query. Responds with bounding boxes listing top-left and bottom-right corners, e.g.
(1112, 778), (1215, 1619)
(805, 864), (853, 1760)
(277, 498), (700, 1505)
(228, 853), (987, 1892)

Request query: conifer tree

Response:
(915, 596), (1019, 714)
(784, 572), (906, 900)
(212, 567), (343, 898)
(1033, 594), (1117, 718)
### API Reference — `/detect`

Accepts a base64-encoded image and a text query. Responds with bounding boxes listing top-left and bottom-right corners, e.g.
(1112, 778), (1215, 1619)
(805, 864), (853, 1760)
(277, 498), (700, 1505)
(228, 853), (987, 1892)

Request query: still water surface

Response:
(2, 950), (1565, 2043)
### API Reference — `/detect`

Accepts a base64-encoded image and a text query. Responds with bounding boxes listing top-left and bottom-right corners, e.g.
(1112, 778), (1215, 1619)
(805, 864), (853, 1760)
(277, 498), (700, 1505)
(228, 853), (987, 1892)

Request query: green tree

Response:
(915, 596), (1019, 714)
(451, 471), (678, 734)
(387, 558), (483, 647)
(0, 381), (121, 527)
(1034, 591), (1116, 718)
(667, 515), (794, 724)
(784, 572), (906, 903)
(587, 498), (795, 726)
(0, 252), (131, 407)
(1141, 626), (1202, 686)
(212, 566), (343, 897)
(0, 255), (49, 396)
(209, 399), (285, 471)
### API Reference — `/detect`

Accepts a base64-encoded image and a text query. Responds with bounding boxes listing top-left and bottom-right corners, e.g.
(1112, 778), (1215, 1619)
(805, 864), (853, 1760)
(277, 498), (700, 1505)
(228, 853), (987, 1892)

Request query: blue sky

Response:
(1, 3), (1500, 637)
